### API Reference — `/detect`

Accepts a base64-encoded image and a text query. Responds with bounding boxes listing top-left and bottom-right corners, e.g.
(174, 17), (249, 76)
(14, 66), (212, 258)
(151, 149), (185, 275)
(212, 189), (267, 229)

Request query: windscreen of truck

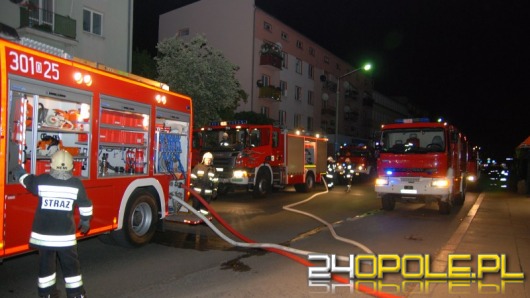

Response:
(380, 128), (445, 153)
(199, 129), (249, 150)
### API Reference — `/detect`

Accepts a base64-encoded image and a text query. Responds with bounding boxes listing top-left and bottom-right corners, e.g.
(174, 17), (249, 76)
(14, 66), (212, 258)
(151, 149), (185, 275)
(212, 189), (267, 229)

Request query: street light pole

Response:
(334, 64), (371, 153)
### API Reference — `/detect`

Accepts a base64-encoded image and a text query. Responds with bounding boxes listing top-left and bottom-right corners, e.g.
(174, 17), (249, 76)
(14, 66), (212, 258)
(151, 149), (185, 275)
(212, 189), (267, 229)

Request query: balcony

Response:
(259, 43), (282, 70)
(20, 7), (76, 39)
(259, 53), (282, 70)
(258, 85), (281, 101)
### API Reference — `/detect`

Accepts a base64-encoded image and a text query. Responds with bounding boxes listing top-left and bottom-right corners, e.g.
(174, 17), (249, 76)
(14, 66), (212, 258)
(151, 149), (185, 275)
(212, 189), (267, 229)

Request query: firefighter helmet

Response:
(51, 150), (74, 171)
(202, 152), (213, 164)
(327, 156), (334, 162)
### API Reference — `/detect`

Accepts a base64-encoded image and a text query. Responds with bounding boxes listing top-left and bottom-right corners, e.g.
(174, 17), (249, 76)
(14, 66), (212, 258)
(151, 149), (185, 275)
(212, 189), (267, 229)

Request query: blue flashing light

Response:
(395, 117), (430, 124)
(385, 170), (393, 176)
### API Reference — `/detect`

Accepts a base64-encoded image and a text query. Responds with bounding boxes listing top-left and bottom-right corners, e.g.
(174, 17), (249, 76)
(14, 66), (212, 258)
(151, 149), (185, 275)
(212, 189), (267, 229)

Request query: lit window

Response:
(83, 8), (103, 36)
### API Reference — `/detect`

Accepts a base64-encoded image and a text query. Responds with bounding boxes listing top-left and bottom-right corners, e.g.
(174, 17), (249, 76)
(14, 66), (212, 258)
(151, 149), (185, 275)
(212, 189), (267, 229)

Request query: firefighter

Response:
(190, 152), (218, 214)
(344, 157), (355, 192)
(325, 156), (336, 189)
(12, 150), (93, 298)
(219, 132), (230, 146)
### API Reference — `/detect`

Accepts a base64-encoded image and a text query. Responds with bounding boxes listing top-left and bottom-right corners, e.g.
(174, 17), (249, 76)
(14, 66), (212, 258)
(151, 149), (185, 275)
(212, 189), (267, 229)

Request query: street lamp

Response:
(334, 64), (371, 153)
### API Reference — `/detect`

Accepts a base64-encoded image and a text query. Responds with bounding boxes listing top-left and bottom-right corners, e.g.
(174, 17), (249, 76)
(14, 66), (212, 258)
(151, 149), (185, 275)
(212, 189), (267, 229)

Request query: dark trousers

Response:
(38, 247), (85, 298)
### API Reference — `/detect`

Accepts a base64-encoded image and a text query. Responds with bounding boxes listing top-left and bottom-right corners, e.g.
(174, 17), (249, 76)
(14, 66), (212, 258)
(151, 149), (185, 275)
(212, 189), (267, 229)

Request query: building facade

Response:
(159, 0), (378, 146)
(1, 0), (133, 72)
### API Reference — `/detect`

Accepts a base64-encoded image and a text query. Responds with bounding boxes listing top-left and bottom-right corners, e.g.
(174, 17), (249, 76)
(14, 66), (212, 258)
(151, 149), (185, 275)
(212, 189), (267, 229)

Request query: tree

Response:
(132, 48), (157, 80)
(156, 35), (247, 127)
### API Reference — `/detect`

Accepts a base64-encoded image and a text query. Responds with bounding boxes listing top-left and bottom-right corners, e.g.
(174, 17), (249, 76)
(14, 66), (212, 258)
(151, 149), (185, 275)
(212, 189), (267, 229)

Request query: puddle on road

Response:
(153, 229), (268, 272)
(153, 229), (236, 251)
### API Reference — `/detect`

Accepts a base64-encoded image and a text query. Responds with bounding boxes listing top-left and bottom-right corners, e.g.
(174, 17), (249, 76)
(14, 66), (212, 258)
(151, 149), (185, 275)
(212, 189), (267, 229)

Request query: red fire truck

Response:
(1, 36), (192, 260)
(374, 118), (469, 214)
(192, 121), (328, 198)
(336, 144), (377, 182)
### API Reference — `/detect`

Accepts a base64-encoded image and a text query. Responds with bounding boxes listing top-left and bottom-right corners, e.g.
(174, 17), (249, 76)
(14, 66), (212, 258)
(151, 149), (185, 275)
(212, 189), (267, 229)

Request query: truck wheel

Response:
(382, 196), (395, 211)
(438, 201), (451, 214)
(111, 189), (158, 247)
(454, 181), (466, 205)
(295, 172), (315, 193)
(253, 170), (271, 198)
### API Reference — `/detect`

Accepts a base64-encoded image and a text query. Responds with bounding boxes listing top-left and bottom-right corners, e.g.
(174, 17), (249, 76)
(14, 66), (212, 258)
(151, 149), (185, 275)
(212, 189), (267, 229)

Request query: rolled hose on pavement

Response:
(177, 185), (401, 298)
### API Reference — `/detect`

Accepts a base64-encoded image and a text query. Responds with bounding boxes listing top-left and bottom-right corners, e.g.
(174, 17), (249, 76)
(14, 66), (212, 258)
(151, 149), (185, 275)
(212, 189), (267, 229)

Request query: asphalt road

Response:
(1, 182), (484, 297)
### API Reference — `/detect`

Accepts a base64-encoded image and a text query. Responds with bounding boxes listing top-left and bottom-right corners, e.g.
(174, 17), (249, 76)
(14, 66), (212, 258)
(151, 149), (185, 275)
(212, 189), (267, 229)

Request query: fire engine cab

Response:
(192, 121), (328, 198)
(374, 118), (469, 214)
(336, 144), (377, 182)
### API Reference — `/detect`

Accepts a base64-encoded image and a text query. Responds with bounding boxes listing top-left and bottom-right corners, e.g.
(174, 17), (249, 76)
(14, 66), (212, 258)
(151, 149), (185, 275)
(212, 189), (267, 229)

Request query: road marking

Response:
(432, 193), (484, 272)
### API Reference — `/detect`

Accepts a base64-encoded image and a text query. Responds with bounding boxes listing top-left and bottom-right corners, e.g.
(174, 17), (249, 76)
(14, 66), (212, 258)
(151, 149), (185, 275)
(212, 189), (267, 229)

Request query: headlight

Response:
(233, 170), (247, 178)
(432, 178), (450, 188)
(375, 177), (389, 186)
(466, 175), (476, 182)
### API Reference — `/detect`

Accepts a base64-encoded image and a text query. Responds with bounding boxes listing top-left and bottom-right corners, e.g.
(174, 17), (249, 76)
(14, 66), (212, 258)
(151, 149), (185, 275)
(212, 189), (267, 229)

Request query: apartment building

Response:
(1, 0), (133, 72)
(159, 0), (376, 145)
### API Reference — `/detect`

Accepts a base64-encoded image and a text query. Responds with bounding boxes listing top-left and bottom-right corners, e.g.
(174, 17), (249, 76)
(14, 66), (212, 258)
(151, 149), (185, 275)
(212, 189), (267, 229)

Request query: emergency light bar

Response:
(395, 117), (430, 123)
(209, 120), (248, 126)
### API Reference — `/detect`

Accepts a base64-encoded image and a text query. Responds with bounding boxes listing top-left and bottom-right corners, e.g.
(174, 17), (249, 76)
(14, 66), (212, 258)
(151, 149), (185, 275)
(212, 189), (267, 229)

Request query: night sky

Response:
(133, 0), (527, 161)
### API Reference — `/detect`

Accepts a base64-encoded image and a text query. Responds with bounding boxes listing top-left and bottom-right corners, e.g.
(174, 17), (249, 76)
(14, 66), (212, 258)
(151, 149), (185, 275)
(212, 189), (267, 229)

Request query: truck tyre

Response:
(253, 170), (271, 198)
(453, 181), (466, 205)
(295, 172), (315, 193)
(111, 189), (158, 247)
(438, 200), (451, 214)
(382, 196), (395, 211)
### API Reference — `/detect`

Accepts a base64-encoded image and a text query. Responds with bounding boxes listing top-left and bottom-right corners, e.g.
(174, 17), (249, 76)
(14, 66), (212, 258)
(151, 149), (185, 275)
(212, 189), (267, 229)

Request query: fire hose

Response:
(174, 182), (401, 298)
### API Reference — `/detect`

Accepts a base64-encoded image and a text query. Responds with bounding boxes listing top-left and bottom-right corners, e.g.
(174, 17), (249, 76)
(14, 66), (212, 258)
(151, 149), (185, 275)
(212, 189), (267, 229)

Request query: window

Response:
(324, 56), (330, 64)
(308, 64), (314, 79)
(307, 90), (314, 105)
(176, 28), (189, 37)
(261, 74), (270, 87)
(309, 47), (315, 56)
(83, 8), (103, 36)
(307, 117), (313, 131)
(295, 58), (302, 74)
(294, 114), (302, 128)
(295, 86), (302, 101)
(279, 110), (287, 126)
(281, 52), (288, 69)
(264, 22), (272, 31)
(279, 80), (288, 96)
(296, 40), (303, 49)
(29, 0), (54, 27)
(260, 106), (270, 118)
(281, 31), (288, 40)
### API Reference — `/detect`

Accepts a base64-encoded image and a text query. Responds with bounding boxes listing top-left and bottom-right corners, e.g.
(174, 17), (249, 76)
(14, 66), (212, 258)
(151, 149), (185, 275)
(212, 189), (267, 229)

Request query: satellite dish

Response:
(275, 42), (282, 50)
(322, 93), (329, 101)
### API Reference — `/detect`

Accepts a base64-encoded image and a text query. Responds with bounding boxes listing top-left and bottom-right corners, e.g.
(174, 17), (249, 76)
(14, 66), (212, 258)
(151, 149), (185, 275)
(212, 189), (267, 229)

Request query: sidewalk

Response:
(420, 191), (530, 297)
